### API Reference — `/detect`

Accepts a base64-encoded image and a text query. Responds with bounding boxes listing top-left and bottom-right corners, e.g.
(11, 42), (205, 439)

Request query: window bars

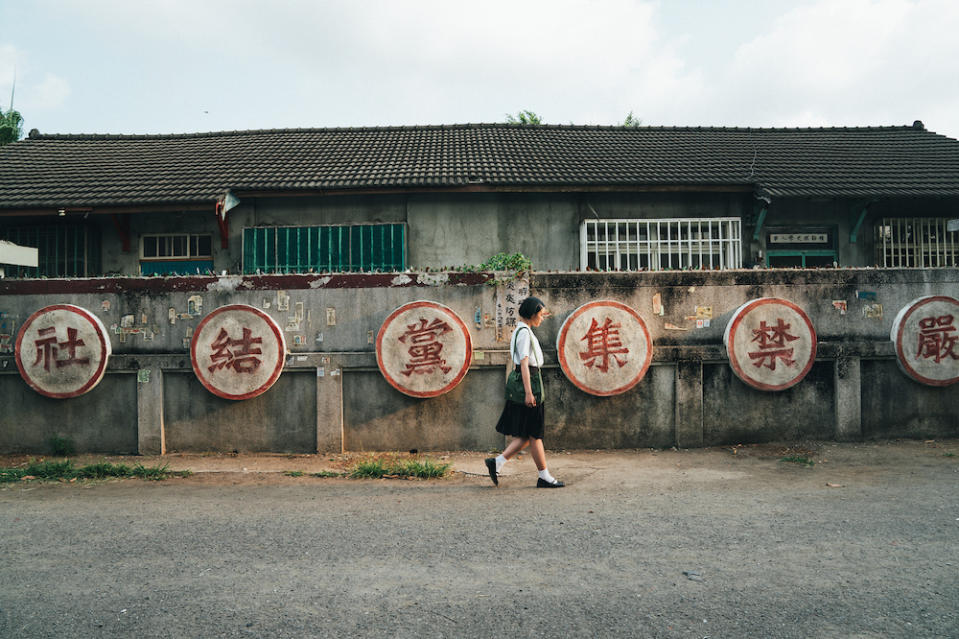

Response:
(581, 218), (742, 271)
(243, 224), (406, 274)
(0, 225), (95, 278)
(876, 218), (959, 268)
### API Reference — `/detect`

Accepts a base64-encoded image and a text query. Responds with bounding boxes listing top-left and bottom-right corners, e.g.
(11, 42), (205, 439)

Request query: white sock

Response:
(538, 469), (556, 483)
(495, 455), (507, 471)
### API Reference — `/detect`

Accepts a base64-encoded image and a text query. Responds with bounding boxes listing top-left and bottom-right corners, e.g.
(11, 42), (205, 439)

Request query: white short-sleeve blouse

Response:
(510, 321), (544, 367)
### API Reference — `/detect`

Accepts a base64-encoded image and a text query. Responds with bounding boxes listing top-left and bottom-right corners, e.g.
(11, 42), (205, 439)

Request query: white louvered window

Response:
(581, 218), (742, 271)
(875, 218), (959, 267)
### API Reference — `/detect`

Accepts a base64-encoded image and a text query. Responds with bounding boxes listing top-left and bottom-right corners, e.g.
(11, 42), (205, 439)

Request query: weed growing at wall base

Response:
(0, 459), (191, 482)
(349, 456), (451, 479)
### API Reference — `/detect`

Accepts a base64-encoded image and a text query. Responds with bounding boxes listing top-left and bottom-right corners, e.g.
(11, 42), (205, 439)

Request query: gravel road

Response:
(1, 439), (957, 638)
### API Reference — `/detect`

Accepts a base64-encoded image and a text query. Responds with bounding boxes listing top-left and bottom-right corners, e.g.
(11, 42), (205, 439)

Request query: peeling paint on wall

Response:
(391, 274), (413, 286)
(206, 275), (245, 294)
(833, 300), (848, 315)
(652, 293), (664, 316)
(277, 291), (290, 312)
(187, 295), (203, 316)
(418, 273), (449, 286)
(863, 303), (883, 319)
(309, 276), (332, 288)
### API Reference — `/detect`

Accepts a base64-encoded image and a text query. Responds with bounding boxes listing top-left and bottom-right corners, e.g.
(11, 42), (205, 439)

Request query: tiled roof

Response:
(1, 122), (958, 209)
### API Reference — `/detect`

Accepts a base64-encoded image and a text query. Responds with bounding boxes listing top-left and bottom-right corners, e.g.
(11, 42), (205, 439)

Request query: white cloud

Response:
(30, 74), (71, 111)
(700, 0), (959, 131)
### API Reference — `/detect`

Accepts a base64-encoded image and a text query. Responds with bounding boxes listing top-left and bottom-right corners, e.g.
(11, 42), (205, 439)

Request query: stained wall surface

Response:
(0, 269), (956, 454)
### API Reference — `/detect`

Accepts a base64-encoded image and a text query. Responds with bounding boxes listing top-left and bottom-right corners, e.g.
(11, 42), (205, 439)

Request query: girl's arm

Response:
(520, 356), (535, 407)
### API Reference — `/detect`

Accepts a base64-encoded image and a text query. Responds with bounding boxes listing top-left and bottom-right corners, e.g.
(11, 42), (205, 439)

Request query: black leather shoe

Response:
(536, 478), (565, 488)
(484, 458), (498, 486)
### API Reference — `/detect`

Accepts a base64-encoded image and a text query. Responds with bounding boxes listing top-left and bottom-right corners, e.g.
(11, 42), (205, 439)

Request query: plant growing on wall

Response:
(464, 252), (532, 286)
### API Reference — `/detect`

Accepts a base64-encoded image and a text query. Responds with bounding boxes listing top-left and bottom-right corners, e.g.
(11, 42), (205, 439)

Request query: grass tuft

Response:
(0, 459), (190, 483)
(348, 456), (451, 479)
(780, 455), (815, 467)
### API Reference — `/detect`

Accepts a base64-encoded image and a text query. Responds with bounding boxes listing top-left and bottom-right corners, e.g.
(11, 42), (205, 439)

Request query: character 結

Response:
(208, 327), (264, 373)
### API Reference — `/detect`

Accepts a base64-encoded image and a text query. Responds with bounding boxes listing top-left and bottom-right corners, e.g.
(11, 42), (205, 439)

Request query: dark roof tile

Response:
(1, 123), (958, 209)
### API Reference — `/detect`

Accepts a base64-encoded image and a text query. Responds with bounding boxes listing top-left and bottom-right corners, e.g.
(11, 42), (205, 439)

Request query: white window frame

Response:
(580, 217), (742, 271)
(876, 217), (959, 268)
(141, 234), (213, 261)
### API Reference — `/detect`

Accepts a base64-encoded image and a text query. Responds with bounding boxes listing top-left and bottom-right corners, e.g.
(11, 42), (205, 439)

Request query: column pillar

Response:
(316, 360), (344, 453)
(675, 360), (704, 448)
(834, 357), (862, 441)
(136, 367), (165, 455)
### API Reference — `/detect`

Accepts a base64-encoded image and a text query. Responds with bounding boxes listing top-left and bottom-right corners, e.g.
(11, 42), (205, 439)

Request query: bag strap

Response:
(507, 325), (532, 375)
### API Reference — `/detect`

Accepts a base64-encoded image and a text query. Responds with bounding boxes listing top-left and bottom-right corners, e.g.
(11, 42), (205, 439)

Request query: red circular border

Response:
(375, 301), (473, 398)
(557, 300), (653, 397)
(190, 304), (287, 401)
(15, 304), (111, 399)
(894, 295), (959, 387)
(726, 298), (817, 392)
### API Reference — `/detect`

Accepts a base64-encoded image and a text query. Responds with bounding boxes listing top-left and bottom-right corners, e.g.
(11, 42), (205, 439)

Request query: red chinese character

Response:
(579, 317), (629, 372)
(748, 318), (799, 370)
(208, 327), (263, 374)
(32, 326), (91, 371)
(916, 314), (959, 363)
(398, 318), (452, 376)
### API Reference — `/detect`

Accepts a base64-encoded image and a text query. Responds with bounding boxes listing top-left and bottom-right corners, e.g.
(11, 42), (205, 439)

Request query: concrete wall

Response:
(1, 268), (956, 454)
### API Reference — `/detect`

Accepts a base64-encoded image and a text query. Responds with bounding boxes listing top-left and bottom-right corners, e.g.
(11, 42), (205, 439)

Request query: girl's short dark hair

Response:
(518, 296), (545, 320)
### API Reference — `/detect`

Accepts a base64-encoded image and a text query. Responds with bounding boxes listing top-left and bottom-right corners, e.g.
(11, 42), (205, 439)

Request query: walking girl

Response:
(485, 296), (565, 488)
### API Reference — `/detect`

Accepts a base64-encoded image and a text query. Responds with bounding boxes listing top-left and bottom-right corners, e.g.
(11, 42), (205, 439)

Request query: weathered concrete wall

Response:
(0, 269), (956, 454)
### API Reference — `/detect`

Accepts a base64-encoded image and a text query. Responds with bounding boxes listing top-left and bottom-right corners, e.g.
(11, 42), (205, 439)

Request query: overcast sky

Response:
(2, 0), (958, 139)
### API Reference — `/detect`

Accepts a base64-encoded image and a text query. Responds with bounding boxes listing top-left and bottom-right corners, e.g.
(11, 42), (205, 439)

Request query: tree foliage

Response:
(621, 111), (642, 128)
(505, 110), (543, 125)
(0, 108), (23, 145)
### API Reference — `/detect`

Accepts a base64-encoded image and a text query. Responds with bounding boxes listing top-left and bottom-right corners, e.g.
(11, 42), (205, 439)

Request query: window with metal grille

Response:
(242, 224), (406, 274)
(581, 218), (742, 271)
(875, 218), (959, 267)
(140, 233), (214, 276)
(142, 234), (212, 260)
(0, 224), (99, 278)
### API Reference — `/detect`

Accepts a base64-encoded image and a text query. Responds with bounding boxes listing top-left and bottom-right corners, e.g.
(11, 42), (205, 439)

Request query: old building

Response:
(2, 121), (957, 278)
(1, 122), (957, 455)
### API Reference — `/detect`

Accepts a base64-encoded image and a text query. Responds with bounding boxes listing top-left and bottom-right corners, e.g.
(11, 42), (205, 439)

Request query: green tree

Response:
(0, 108), (23, 145)
(621, 111), (642, 128)
(505, 110), (543, 125)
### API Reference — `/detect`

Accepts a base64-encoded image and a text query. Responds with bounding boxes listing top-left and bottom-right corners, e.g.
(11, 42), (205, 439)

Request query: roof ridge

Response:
(25, 122), (926, 141)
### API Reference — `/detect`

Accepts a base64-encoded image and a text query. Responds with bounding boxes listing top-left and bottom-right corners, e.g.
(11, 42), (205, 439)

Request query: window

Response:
(140, 233), (213, 275)
(243, 224), (406, 274)
(581, 218), (742, 271)
(141, 234), (212, 259)
(875, 217), (959, 267)
(0, 224), (99, 278)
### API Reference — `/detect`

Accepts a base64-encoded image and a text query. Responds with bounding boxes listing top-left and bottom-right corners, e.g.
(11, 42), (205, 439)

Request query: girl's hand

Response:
(525, 391), (536, 407)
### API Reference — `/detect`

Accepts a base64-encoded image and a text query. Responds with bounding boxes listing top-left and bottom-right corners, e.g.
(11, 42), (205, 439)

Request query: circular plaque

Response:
(190, 304), (286, 400)
(891, 295), (959, 386)
(724, 298), (817, 391)
(376, 301), (472, 398)
(15, 304), (112, 398)
(557, 300), (652, 396)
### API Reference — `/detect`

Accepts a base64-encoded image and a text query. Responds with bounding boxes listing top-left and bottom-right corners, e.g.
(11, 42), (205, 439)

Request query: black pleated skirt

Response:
(495, 400), (545, 440)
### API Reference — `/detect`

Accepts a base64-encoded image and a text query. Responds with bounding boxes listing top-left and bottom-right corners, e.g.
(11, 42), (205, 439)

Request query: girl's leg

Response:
(528, 438), (547, 471)
(502, 437), (530, 460)
(529, 438), (563, 486)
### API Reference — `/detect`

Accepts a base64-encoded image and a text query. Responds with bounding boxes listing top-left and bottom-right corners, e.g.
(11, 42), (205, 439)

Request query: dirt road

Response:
(1, 439), (957, 638)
